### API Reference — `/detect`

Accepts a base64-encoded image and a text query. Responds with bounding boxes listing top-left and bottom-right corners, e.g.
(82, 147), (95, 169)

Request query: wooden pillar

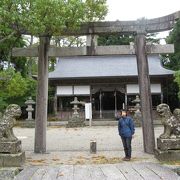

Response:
(54, 93), (57, 116)
(135, 32), (155, 154)
(90, 86), (92, 103)
(58, 97), (63, 119)
(34, 36), (50, 153)
(161, 85), (163, 103)
(125, 92), (128, 110)
(99, 90), (102, 119)
(161, 92), (163, 103)
(114, 90), (117, 117)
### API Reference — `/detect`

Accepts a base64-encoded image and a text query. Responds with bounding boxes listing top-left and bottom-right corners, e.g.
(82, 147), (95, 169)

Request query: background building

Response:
(49, 55), (173, 120)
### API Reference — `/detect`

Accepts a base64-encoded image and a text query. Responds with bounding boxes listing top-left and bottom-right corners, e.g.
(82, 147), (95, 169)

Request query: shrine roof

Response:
(49, 55), (174, 79)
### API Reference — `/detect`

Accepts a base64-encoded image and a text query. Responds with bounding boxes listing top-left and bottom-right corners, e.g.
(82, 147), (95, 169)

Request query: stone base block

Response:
(16, 120), (35, 128)
(155, 149), (180, 161)
(0, 151), (25, 167)
(157, 138), (180, 151)
(67, 118), (85, 128)
(0, 140), (22, 154)
(0, 168), (19, 179)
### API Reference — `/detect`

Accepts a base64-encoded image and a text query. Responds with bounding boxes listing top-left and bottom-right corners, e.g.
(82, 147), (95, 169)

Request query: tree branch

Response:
(0, 31), (16, 43)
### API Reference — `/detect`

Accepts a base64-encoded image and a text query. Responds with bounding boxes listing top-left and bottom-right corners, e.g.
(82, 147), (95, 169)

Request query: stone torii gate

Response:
(12, 11), (180, 154)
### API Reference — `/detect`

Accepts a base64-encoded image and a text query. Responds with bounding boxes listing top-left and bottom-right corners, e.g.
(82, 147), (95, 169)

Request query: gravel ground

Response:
(13, 126), (163, 166)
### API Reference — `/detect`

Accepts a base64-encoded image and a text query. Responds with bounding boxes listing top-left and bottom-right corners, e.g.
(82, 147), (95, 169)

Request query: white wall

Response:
(74, 85), (90, 95)
(56, 85), (90, 95)
(57, 86), (73, 95)
(126, 84), (161, 94)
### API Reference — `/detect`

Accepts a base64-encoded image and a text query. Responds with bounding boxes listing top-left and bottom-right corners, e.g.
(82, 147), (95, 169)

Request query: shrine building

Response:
(49, 54), (174, 120)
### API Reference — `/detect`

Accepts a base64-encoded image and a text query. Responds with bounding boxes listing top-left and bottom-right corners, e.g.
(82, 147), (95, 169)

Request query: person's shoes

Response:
(122, 157), (131, 161)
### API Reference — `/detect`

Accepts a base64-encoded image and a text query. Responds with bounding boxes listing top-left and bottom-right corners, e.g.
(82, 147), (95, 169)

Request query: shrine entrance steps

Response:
(15, 162), (179, 180)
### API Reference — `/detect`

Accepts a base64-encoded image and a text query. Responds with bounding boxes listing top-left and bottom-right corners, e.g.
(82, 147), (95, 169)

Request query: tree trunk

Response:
(135, 33), (155, 154)
(34, 36), (50, 153)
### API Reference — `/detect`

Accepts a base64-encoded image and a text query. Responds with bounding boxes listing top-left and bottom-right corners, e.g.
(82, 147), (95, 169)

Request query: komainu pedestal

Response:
(155, 104), (180, 161)
(0, 104), (25, 167)
(155, 138), (180, 161)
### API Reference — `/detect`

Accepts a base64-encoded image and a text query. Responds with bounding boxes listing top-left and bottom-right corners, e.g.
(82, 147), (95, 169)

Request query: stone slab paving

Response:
(14, 162), (179, 180)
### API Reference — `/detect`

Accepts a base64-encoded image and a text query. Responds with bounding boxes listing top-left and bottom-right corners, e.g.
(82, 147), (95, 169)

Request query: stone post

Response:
(90, 140), (97, 154)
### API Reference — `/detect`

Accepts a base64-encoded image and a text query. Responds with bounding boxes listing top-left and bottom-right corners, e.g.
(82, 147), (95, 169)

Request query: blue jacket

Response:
(118, 116), (135, 137)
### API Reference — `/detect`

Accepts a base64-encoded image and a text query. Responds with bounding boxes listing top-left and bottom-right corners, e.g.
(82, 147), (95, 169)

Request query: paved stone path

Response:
(15, 162), (179, 180)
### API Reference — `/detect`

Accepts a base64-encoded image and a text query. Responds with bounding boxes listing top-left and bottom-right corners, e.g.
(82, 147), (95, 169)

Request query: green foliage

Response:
(146, 33), (160, 44)
(98, 33), (160, 46)
(174, 71), (180, 99)
(0, 68), (37, 111)
(0, 96), (8, 112)
(0, 0), (108, 113)
(0, 28), (27, 74)
(162, 80), (179, 110)
(163, 20), (180, 70)
(51, 36), (86, 47)
(162, 20), (180, 101)
(0, 0), (108, 36)
(7, 72), (27, 97)
(98, 34), (134, 46)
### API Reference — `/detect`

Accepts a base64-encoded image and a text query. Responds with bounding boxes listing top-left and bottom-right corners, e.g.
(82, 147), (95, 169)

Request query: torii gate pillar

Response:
(34, 36), (50, 153)
(135, 32), (155, 154)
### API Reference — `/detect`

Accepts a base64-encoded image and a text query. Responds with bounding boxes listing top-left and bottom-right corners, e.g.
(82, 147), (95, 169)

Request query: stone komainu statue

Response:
(156, 103), (180, 138)
(0, 104), (21, 142)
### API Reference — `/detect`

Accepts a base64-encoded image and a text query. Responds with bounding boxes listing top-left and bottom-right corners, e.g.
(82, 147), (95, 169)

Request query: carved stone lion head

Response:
(4, 104), (22, 118)
(173, 109), (180, 119)
(156, 103), (171, 117)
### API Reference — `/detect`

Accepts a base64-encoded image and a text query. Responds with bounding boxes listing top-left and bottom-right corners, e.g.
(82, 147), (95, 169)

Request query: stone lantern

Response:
(67, 97), (85, 128)
(71, 97), (81, 118)
(132, 95), (142, 126)
(25, 97), (35, 121)
(132, 95), (140, 109)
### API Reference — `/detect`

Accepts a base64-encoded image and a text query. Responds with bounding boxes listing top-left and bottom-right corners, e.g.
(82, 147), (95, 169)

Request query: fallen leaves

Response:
(91, 155), (122, 164)
(52, 158), (60, 161)
(69, 155), (122, 165)
(27, 159), (47, 165)
(25, 155), (145, 166)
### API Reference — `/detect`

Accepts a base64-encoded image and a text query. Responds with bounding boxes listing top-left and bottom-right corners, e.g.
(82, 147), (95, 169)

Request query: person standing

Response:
(118, 110), (135, 161)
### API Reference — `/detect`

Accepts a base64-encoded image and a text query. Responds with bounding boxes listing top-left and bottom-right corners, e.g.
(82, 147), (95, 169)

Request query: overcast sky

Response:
(106, 0), (180, 40)
(106, 0), (180, 21)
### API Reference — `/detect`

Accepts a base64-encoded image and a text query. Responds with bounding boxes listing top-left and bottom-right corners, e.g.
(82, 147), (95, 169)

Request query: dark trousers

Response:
(121, 136), (132, 158)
